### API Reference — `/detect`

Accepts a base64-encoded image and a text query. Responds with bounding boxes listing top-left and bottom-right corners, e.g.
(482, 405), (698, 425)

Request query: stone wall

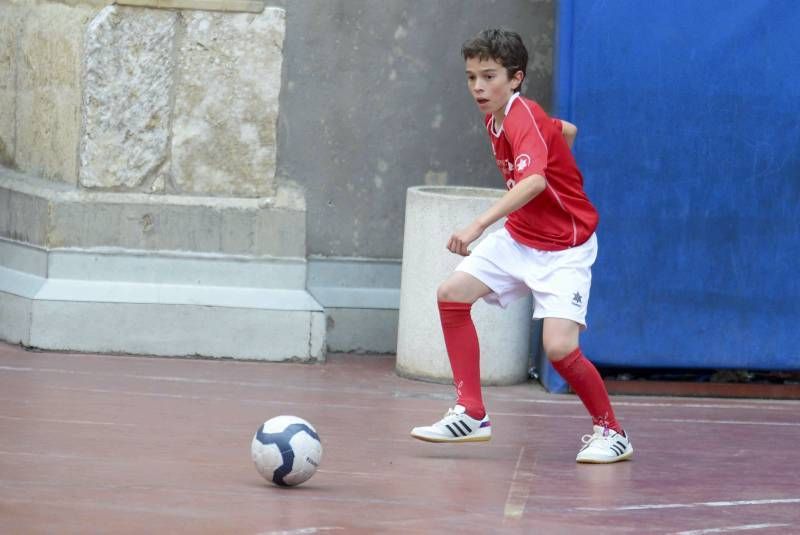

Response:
(0, 1), (325, 362)
(1, 1), (286, 198)
(5, 3), (94, 183)
(0, 7), (16, 166)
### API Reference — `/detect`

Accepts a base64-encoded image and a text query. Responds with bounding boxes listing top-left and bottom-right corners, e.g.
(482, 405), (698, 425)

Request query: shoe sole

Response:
(410, 432), (491, 443)
(576, 447), (634, 464)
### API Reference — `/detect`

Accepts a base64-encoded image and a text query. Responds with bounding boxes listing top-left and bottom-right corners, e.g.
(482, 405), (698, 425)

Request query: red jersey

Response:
(486, 93), (598, 251)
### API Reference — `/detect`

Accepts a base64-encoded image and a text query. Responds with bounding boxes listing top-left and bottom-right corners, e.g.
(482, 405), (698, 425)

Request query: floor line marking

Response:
(576, 497), (800, 512)
(509, 397), (799, 411)
(503, 446), (536, 520)
(671, 523), (791, 535)
(259, 528), (345, 535)
(0, 414), (135, 427)
(0, 366), (386, 397)
(654, 418), (800, 427)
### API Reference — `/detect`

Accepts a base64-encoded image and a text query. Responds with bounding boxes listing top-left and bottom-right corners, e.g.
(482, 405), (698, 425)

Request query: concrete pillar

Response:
(396, 186), (532, 385)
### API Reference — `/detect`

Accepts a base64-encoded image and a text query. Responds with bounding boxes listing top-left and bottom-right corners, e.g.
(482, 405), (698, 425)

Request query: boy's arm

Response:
(559, 119), (578, 149)
(447, 175), (546, 256)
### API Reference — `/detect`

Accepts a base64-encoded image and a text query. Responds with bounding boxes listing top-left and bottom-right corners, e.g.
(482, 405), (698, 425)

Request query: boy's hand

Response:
(447, 222), (485, 256)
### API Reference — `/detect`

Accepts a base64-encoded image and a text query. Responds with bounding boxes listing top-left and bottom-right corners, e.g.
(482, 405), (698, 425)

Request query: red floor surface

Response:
(1, 341), (799, 534)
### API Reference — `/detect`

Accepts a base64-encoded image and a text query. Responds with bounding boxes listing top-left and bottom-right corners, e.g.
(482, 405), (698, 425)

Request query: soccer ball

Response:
(251, 415), (322, 487)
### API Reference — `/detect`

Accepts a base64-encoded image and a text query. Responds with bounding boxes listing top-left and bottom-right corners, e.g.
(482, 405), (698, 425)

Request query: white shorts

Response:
(456, 227), (598, 328)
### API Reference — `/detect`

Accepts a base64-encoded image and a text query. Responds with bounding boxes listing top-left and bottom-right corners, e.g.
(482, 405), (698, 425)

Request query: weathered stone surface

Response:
(2, 167), (306, 257)
(14, 3), (95, 184)
(80, 6), (177, 189)
(172, 8), (285, 197)
(0, 6), (22, 167)
(29, 1), (112, 7)
(45, 197), (306, 256)
(118, 0), (265, 13)
(0, 185), (51, 246)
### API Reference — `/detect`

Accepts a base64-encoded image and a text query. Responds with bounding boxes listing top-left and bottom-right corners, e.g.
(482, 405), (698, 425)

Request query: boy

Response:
(410, 29), (632, 463)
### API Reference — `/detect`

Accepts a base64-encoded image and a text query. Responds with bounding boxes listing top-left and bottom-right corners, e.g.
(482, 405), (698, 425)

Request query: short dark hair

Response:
(461, 29), (528, 92)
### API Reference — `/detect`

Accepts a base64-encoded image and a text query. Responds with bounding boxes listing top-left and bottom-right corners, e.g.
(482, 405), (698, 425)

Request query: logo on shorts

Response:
(515, 154), (531, 173)
(571, 292), (583, 307)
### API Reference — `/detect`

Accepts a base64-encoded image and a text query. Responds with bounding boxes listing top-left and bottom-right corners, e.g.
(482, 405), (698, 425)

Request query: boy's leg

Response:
(542, 318), (622, 433)
(436, 271), (492, 420)
(543, 318), (632, 462)
(410, 271), (493, 443)
(411, 228), (527, 443)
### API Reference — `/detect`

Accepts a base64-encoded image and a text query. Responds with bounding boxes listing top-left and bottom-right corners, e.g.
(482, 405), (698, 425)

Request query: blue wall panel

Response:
(558, 0), (800, 369)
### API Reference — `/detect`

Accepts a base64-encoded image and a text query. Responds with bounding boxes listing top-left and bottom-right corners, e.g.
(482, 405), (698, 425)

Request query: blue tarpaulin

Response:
(541, 0), (800, 389)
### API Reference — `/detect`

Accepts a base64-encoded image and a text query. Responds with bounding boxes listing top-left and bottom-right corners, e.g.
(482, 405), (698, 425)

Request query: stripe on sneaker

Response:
(445, 424), (460, 437)
(459, 421), (472, 433)
(452, 421), (468, 436)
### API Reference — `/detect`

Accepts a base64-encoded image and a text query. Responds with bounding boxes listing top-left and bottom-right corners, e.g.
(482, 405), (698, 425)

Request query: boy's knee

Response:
(437, 280), (472, 303)
(543, 338), (578, 362)
(437, 281), (457, 302)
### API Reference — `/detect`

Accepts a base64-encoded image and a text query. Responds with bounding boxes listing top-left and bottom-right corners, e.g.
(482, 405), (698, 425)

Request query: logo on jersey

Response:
(572, 292), (583, 307)
(506, 178), (516, 189)
(515, 154), (531, 173)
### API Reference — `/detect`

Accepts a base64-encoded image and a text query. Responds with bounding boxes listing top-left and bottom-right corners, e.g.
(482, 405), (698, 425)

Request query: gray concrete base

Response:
(0, 239), (325, 361)
(0, 169), (403, 359)
(324, 308), (398, 354)
(308, 258), (400, 354)
(28, 300), (324, 361)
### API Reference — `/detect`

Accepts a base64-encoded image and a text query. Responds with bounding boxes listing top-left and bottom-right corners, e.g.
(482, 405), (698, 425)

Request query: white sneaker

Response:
(576, 425), (633, 463)
(410, 405), (491, 443)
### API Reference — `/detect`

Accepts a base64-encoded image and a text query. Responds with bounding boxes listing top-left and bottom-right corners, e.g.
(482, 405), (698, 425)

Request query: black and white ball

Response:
(251, 415), (322, 487)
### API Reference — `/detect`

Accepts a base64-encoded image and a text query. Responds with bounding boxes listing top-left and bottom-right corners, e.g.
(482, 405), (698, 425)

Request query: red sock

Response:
(551, 347), (623, 433)
(437, 301), (485, 420)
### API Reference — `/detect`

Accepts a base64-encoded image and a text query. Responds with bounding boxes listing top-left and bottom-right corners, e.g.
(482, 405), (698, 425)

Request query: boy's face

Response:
(465, 56), (523, 116)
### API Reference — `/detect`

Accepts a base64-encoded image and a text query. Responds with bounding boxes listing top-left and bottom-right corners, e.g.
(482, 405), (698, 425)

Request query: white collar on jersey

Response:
(490, 92), (521, 137)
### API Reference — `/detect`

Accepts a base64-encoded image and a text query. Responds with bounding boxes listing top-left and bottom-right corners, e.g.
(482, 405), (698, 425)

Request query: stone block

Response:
(79, 6), (177, 189)
(172, 7), (285, 197)
(117, 0), (265, 13)
(1, 168), (306, 258)
(42, 195), (304, 256)
(0, 6), (21, 166)
(14, 3), (95, 184)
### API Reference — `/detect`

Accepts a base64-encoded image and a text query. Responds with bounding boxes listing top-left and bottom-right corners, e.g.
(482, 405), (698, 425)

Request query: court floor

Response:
(1, 340), (798, 534)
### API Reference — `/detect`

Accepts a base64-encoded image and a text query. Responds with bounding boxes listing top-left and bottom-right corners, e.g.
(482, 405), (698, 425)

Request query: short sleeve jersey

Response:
(486, 93), (599, 251)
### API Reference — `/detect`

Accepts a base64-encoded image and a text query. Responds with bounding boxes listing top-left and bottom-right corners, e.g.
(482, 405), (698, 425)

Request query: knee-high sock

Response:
(551, 347), (622, 433)
(437, 301), (485, 420)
